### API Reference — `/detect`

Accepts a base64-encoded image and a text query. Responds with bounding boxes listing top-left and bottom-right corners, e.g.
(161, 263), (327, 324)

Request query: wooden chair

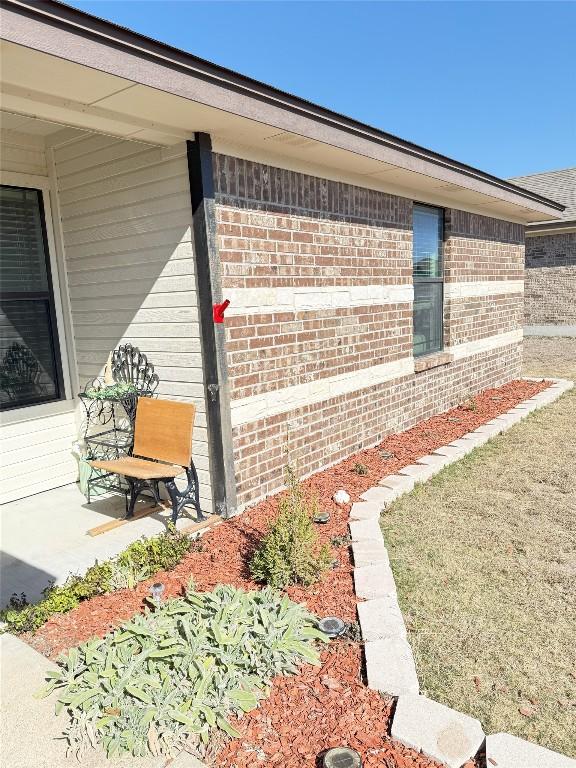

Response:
(89, 398), (204, 524)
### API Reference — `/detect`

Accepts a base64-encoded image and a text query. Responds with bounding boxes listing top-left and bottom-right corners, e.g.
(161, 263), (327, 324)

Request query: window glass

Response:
(412, 204), (444, 357)
(0, 185), (62, 410)
(413, 282), (443, 357)
(413, 205), (443, 278)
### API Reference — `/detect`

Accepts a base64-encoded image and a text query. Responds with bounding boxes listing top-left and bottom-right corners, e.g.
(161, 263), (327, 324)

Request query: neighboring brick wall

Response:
(213, 155), (525, 507)
(524, 232), (576, 326)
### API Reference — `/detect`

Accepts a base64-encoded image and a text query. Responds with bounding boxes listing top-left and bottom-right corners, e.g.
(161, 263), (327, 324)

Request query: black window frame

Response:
(0, 183), (65, 412)
(412, 202), (444, 358)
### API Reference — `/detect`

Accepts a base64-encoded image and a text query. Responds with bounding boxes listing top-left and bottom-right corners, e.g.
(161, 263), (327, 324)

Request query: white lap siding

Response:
(0, 128), (77, 504)
(51, 135), (213, 512)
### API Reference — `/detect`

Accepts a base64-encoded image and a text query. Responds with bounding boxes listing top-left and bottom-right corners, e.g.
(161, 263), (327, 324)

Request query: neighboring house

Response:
(508, 167), (576, 336)
(0, 1), (564, 515)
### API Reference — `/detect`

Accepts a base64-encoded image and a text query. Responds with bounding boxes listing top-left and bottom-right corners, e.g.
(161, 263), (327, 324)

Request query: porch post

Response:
(186, 134), (237, 518)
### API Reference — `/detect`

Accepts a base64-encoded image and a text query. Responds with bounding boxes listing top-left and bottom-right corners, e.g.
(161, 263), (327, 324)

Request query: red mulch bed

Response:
(27, 378), (548, 767)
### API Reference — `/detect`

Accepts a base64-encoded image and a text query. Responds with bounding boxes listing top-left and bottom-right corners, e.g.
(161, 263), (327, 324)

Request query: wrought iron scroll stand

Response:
(79, 344), (159, 511)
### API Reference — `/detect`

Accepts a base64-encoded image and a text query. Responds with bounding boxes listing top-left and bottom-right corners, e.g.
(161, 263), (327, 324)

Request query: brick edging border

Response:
(348, 378), (576, 768)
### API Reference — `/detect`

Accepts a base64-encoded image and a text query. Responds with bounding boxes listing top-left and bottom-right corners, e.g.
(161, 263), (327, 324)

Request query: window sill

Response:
(414, 351), (454, 373)
(0, 397), (76, 427)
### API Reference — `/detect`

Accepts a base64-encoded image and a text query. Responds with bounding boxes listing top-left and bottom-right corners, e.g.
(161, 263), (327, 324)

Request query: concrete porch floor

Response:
(0, 483), (198, 608)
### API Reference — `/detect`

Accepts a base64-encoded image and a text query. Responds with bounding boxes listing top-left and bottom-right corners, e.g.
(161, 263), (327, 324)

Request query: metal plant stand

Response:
(79, 344), (159, 509)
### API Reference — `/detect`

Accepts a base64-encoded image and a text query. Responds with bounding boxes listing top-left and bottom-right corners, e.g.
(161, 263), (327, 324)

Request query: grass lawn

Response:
(381, 337), (576, 757)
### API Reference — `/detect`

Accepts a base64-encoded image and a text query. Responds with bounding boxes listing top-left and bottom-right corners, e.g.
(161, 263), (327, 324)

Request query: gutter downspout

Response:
(187, 133), (237, 518)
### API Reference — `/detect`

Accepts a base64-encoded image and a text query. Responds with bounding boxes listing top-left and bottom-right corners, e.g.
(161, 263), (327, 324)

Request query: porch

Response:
(0, 483), (201, 607)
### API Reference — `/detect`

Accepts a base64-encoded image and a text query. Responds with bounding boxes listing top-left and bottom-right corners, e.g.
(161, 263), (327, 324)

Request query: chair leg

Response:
(126, 477), (146, 519)
(187, 462), (204, 523)
(164, 479), (180, 525)
(151, 481), (162, 505)
(163, 464), (205, 526)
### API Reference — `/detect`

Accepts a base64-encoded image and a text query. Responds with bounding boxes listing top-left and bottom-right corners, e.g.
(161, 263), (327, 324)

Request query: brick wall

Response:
(230, 342), (522, 503)
(213, 155), (525, 507)
(524, 232), (576, 326)
(443, 210), (524, 347)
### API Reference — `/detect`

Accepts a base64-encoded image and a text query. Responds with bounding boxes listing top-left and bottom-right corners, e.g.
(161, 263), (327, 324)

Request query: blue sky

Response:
(66, 1), (575, 179)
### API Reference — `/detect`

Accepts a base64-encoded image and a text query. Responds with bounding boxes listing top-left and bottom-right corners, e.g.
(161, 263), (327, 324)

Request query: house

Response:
(0, 0), (564, 520)
(508, 168), (575, 336)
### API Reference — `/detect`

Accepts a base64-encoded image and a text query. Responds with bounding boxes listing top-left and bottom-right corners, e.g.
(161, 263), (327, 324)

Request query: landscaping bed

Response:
(24, 377), (549, 767)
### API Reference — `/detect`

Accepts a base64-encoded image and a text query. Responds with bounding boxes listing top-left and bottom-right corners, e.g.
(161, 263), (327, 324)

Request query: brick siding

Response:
(524, 232), (576, 325)
(232, 342), (522, 503)
(213, 155), (526, 507)
(444, 294), (523, 347)
(444, 210), (524, 282)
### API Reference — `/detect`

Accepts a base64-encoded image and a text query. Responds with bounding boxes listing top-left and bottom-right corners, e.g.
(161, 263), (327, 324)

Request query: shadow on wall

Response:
(52, 135), (211, 504)
(53, 137), (201, 400)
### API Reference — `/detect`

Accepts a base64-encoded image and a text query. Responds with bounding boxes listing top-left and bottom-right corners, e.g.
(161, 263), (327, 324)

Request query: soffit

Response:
(0, 40), (563, 224)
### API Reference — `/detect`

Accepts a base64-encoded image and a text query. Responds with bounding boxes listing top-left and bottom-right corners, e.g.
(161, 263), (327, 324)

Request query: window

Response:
(0, 184), (64, 410)
(412, 204), (444, 357)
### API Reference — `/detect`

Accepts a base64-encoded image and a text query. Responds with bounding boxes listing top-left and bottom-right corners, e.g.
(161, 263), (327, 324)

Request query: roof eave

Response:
(1, 0), (566, 219)
(526, 219), (576, 234)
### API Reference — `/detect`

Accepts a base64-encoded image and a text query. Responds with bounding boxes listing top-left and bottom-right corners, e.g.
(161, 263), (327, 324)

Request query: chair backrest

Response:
(133, 397), (195, 467)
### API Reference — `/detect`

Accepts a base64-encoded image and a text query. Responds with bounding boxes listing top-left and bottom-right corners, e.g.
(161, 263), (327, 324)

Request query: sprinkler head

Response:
(318, 616), (347, 638)
(323, 747), (362, 768)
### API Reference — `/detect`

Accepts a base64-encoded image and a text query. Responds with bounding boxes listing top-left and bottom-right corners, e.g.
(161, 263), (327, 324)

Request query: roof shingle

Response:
(508, 167), (576, 221)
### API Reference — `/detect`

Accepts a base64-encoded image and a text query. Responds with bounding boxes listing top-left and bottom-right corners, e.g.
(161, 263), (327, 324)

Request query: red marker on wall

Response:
(213, 299), (230, 323)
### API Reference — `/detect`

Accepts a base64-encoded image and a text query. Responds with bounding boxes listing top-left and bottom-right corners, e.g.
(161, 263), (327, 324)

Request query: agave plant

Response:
(36, 582), (329, 760)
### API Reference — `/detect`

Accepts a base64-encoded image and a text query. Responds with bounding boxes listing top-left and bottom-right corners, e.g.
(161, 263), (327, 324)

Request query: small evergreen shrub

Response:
(249, 467), (332, 588)
(0, 528), (193, 633)
(36, 583), (329, 760)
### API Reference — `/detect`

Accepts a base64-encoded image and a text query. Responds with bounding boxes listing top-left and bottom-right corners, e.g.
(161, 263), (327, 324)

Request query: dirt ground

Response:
(381, 337), (576, 757)
(522, 336), (576, 381)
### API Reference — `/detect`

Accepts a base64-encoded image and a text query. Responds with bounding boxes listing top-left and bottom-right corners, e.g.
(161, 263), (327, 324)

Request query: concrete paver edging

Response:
(349, 378), (575, 768)
(485, 733), (576, 768)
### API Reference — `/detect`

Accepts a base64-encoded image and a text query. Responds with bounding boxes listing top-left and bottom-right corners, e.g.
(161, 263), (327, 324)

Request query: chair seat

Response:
(89, 456), (184, 480)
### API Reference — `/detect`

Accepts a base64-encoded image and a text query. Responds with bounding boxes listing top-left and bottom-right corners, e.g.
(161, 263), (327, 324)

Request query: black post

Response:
(187, 134), (237, 518)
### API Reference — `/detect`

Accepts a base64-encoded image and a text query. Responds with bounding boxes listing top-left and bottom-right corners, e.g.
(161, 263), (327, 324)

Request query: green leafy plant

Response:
(249, 467), (332, 589)
(1, 529), (193, 633)
(71, 561), (114, 600)
(352, 462), (369, 475)
(36, 583), (329, 760)
(0, 561), (114, 633)
(108, 561), (150, 591)
(115, 526), (192, 575)
(84, 382), (138, 400)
